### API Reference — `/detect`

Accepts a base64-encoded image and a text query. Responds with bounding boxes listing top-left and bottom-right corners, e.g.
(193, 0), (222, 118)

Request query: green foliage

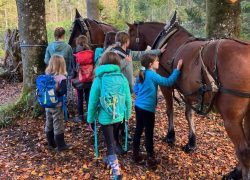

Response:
(46, 20), (72, 43)
(241, 0), (250, 40)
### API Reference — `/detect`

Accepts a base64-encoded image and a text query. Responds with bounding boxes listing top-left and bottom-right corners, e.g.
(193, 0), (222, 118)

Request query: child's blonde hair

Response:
(45, 55), (67, 75)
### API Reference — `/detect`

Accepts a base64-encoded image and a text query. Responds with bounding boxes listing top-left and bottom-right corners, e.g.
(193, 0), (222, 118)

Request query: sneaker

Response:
(110, 175), (122, 180)
(115, 143), (127, 155)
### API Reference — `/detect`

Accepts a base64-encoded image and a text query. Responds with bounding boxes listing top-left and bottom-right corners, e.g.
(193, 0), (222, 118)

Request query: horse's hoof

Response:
(182, 144), (196, 153)
(164, 136), (175, 147)
(222, 168), (242, 180)
(165, 131), (176, 146)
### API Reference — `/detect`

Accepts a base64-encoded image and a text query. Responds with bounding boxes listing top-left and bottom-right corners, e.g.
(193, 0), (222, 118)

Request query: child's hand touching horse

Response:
(160, 43), (168, 53)
(177, 59), (183, 70)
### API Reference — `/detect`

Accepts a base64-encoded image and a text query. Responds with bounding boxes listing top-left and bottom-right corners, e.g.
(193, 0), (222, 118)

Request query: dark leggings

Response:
(77, 87), (90, 116)
(101, 123), (121, 155)
(133, 106), (155, 155)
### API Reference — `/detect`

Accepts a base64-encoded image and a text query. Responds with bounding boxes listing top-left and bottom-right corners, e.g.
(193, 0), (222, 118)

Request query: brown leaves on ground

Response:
(0, 85), (236, 179)
(0, 81), (22, 105)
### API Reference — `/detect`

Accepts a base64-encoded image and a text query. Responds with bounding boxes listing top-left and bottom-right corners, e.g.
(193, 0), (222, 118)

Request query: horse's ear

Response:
(75, 9), (81, 18)
(126, 22), (134, 28)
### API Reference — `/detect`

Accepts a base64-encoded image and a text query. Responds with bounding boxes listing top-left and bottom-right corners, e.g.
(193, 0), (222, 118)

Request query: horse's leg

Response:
(243, 110), (250, 145)
(217, 95), (250, 180)
(160, 87), (175, 146)
(183, 104), (197, 153)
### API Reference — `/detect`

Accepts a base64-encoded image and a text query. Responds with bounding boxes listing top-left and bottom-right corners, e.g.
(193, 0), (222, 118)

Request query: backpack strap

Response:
(62, 95), (68, 121)
(94, 117), (99, 158)
(113, 49), (127, 59)
(124, 120), (128, 151)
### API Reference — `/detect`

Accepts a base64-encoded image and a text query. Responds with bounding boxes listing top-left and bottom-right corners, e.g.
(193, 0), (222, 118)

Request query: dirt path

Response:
(0, 94), (236, 179)
(0, 81), (22, 105)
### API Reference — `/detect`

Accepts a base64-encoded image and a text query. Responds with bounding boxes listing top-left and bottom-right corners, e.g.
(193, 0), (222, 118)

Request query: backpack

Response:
(36, 74), (68, 120)
(100, 73), (127, 119)
(74, 50), (94, 83)
(94, 72), (129, 157)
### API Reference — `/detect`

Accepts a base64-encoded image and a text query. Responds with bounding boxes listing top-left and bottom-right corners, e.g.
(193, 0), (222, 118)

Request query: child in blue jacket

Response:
(133, 53), (183, 167)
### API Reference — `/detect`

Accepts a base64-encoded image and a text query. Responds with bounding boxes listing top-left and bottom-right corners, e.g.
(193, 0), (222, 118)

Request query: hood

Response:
(95, 64), (121, 77)
(50, 41), (68, 53)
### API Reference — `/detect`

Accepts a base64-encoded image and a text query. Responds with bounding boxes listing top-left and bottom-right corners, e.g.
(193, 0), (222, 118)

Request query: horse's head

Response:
(127, 21), (165, 51)
(127, 22), (146, 50)
(68, 9), (89, 48)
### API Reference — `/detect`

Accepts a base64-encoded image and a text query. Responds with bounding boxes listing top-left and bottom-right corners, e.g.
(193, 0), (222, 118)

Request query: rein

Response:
(134, 23), (140, 51)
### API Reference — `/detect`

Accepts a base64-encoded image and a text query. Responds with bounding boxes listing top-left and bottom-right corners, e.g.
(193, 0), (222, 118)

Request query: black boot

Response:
(46, 131), (57, 150)
(146, 153), (160, 168)
(132, 149), (144, 164)
(55, 133), (70, 152)
(115, 142), (126, 155)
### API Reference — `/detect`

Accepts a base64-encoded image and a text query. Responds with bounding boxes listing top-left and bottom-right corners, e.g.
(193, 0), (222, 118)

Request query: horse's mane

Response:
(133, 21), (165, 26)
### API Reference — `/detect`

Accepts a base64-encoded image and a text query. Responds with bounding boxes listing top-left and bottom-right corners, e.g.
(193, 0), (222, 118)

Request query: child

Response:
(45, 55), (70, 151)
(112, 31), (167, 154)
(133, 54), (183, 167)
(72, 36), (94, 122)
(44, 27), (74, 75)
(94, 32), (116, 65)
(113, 31), (167, 92)
(87, 52), (132, 180)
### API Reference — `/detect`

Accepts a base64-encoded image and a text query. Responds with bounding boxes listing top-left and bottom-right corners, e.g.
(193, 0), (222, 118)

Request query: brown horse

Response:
(68, 9), (118, 50)
(129, 13), (250, 179)
(127, 20), (198, 153)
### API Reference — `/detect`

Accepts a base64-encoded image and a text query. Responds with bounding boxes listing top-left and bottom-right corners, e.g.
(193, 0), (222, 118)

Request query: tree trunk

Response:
(16, 0), (47, 110)
(86, 0), (100, 20)
(206, 0), (241, 38)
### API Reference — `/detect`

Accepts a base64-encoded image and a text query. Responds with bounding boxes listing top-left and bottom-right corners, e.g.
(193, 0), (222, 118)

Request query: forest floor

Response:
(0, 82), (237, 179)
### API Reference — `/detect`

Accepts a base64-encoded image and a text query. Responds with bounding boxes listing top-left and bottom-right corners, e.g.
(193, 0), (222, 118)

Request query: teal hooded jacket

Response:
(87, 64), (132, 125)
(44, 41), (74, 74)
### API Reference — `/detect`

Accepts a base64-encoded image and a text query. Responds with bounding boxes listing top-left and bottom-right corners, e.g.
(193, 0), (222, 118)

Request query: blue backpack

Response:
(94, 72), (128, 157)
(36, 74), (68, 120)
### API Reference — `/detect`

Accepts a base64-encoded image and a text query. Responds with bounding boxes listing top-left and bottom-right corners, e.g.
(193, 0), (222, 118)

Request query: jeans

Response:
(133, 106), (155, 155)
(45, 107), (64, 135)
(101, 123), (121, 155)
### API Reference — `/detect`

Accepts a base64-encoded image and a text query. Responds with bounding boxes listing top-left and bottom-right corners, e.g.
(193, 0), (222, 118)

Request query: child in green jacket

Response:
(87, 52), (132, 180)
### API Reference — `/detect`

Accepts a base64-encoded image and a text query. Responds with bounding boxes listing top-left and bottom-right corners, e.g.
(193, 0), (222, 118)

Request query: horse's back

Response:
(202, 39), (250, 92)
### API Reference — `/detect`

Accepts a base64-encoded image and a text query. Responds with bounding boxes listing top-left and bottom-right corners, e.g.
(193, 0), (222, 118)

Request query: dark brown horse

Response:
(128, 13), (250, 179)
(127, 20), (197, 153)
(68, 9), (118, 50)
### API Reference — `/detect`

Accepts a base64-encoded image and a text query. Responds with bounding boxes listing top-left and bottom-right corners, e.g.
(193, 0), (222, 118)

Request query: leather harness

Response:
(154, 24), (250, 115)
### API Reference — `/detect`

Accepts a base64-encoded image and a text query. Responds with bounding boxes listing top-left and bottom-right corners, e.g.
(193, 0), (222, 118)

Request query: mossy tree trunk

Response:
(206, 0), (241, 38)
(16, 0), (47, 114)
(86, 0), (100, 20)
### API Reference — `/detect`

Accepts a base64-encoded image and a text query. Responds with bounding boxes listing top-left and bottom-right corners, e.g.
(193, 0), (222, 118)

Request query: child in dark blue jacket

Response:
(133, 53), (183, 167)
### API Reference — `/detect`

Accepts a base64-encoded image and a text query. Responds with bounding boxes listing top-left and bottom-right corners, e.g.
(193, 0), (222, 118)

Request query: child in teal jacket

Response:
(87, 52), (132, 179)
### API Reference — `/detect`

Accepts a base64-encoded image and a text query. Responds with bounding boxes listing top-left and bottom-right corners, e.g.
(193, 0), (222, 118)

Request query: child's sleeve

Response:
(125, 79), (132, 121)
(130, 49), (161, 61)
(152, 69), (180, 86)
(94, 48), (104, 64)
(87, 78), (101, 124)
(56, 79), (67, 96)
(44, 46), (51, 65)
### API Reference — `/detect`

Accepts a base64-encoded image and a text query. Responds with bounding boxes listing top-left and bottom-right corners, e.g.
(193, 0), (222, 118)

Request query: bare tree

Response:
(15, 0), (47, 110)
(206, 0), (241, 38)
(86, 0), (100, 20)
